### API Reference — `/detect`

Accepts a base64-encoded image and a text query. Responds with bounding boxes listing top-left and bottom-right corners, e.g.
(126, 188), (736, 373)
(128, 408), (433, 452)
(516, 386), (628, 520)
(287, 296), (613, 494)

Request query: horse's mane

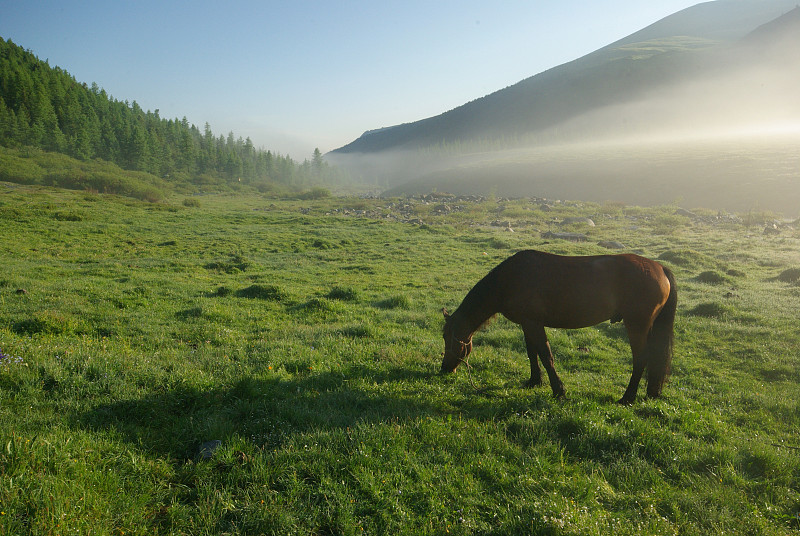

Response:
(454, 261), (503, 334)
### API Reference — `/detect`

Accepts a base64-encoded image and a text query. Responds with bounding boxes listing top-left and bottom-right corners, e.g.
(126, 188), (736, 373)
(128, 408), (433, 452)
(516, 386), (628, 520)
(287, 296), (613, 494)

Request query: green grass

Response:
(0, 183), (799, 535)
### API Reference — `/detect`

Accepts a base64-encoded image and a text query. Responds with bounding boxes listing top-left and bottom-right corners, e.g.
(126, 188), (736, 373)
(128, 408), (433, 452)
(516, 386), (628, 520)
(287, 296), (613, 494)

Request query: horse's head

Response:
(440, 308), (472, 373)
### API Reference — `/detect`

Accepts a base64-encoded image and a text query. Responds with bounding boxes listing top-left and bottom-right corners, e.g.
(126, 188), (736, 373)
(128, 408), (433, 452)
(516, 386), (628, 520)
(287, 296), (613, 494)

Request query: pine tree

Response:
(0, 37), (349, 190)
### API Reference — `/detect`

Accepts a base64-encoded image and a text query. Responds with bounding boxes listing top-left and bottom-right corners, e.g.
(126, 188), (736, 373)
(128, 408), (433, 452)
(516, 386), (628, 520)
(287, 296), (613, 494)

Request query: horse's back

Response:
(497, 250), (670, 328)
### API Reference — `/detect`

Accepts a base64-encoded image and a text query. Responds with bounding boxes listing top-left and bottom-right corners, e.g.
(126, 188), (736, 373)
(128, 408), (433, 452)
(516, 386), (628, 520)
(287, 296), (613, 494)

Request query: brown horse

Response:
(441, 250), (677, 404)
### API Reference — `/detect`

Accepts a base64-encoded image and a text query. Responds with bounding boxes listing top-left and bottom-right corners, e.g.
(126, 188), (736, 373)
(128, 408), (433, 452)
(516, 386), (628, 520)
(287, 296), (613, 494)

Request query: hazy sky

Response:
(1, 1), (700, 158)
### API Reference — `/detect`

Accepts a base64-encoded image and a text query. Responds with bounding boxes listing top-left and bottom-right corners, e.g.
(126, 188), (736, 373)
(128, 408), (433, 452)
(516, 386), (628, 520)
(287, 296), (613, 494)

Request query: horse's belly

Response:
(544, 308), (614, 329)
(503, 299), (615, 329)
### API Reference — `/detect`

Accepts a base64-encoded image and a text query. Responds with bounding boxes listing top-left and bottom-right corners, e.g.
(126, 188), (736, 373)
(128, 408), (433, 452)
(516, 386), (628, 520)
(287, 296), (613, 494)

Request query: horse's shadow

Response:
(75, 364), (459, 460)
(75, 356), (663, 464)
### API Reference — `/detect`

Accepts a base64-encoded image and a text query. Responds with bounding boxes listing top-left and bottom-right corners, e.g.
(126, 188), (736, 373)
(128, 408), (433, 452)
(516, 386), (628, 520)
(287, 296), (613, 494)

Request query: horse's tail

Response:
(646, 266), (677, 398)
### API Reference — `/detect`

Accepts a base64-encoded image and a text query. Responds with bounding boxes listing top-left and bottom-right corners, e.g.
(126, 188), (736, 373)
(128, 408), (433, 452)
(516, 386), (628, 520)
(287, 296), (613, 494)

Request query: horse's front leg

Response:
(523, 323), (566, 398)
(522, 329), (543, 388)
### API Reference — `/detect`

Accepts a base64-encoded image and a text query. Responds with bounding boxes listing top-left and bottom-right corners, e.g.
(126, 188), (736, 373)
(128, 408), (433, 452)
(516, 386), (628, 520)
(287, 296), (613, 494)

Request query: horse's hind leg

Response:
(619, 326), (648, 404)
(523, 323), (566, 398)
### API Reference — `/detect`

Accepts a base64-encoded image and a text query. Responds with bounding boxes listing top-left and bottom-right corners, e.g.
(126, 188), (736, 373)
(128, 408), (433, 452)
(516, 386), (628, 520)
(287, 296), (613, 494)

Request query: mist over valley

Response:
(330, 0), (800, 216)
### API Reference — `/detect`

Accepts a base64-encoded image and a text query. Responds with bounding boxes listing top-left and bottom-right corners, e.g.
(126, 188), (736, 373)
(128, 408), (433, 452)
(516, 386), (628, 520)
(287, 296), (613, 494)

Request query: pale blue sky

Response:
(1, 1), (699, 158)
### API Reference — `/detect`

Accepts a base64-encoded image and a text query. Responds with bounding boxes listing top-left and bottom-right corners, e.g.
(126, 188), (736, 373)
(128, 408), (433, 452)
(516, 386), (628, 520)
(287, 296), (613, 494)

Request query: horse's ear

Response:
(442, 308), (450, 318)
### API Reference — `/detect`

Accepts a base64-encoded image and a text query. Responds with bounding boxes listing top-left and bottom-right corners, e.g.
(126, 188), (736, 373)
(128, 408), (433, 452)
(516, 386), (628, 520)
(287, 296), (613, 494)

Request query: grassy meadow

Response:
(0, 183), (799, 535)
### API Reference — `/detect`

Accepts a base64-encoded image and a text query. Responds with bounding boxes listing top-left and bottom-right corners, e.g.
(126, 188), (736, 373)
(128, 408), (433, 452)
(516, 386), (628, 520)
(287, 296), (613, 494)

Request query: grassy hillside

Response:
(0, 146), (169, 202)
(1, 184), (798, 534)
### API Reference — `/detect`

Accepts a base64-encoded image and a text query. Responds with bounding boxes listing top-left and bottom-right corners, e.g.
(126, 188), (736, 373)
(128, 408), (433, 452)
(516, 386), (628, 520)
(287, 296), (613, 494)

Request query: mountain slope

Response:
(331, 0), (798, 155)
(374, 9), (800, 213)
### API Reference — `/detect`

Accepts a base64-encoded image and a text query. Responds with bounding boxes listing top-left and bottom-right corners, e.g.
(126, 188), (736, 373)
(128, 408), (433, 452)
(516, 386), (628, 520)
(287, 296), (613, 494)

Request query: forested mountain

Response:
(0, 37), (340, 193)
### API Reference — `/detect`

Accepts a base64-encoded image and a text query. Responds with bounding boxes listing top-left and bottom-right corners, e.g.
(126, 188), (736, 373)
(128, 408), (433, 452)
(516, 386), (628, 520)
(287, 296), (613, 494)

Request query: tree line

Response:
(0, 37), (343, 191)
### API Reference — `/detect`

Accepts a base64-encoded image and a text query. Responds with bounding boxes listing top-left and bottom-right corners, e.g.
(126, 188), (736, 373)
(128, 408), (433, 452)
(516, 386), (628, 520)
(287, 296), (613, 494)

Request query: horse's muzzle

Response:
(439, 356), (460, 374)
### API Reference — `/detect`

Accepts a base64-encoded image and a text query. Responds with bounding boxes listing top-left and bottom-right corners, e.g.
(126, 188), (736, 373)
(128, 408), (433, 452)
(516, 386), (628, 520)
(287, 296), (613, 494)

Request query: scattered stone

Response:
(674, 208), (698, 218)
(560, 217), (595, 227)
(597, 241), (626, 250)
(198, 440), (222, 460)
(541, 231), (588, 242)
(763, 223), (780, 235)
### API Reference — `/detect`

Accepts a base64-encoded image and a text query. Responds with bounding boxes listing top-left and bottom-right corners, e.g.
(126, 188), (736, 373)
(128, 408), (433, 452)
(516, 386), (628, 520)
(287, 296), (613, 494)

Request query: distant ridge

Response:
(331, 0), (798, 155)
(738, 4), (800, 50)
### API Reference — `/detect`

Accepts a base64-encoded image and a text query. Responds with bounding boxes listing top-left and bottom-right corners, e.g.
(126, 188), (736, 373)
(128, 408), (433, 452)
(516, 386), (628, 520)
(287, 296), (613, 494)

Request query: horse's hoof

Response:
(524, 379), (542, 388)
(552, 389), (567, 399)
(617, 397), (634, 405)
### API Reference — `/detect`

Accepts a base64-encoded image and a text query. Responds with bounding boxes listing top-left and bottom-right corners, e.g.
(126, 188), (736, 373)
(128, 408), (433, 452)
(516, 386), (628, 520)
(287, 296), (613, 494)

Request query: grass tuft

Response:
(695, 270), (729, 285)
(776, 267), (800, 283)
(375, 294), (412, 309)
(325, 286), (360, 302)
(236, 284), (286, 301)
(687, 302), (731, 318)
